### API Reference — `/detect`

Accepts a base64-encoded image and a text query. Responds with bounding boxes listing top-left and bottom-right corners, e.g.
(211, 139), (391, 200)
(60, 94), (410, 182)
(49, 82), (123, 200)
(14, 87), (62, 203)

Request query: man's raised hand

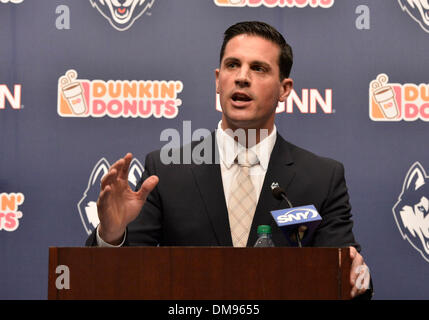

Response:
(96, 153), (159, 245)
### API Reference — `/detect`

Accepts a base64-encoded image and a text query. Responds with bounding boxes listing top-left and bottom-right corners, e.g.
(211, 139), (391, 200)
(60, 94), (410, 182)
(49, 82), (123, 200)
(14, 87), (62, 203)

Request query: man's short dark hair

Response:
(220, 21), (293, 80)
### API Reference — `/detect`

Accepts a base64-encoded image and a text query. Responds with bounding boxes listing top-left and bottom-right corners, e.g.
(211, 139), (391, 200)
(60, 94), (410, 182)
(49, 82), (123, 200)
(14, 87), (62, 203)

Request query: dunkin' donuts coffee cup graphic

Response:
(59, 70), (87, 115)
(214, 0), (245, 5)
(370, 73), (429, 122)
(370, 74), (399, 119)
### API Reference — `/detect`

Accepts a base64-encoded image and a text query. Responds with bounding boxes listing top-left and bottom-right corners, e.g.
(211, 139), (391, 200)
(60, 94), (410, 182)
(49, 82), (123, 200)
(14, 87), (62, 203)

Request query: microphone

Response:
(271, 185), (301, 246)
(271, 185), (293, 209)
(270, 183), (322, 247)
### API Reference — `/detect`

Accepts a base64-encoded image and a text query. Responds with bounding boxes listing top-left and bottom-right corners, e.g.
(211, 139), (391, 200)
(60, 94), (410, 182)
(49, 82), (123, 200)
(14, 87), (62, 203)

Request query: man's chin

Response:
(221, 106), (275, 130)
(221, 114), (259, 130)
(222, 105), (253, 118)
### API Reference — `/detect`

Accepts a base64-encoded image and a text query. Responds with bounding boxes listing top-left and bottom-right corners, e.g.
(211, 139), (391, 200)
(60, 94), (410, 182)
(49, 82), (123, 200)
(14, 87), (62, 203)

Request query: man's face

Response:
(215, 34), (293, 131)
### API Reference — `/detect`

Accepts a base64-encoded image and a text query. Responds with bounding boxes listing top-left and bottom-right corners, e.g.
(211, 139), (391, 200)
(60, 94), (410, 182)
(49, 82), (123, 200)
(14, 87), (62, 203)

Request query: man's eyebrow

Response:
(223, 57), (272, 69)
(251, 60), (272, 69)
(222, 57), (240, 65)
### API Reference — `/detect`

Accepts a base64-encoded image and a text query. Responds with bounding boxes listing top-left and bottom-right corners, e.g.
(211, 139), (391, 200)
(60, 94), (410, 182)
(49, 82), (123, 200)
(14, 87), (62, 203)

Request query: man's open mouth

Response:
(231, 92), (252, 102)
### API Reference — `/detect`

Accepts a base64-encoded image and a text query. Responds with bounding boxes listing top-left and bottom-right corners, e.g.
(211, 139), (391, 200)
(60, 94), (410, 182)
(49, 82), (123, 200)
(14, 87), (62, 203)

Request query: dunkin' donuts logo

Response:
(57, 70), (183, 119)
(89, 0), (155, 31)
(214, 0), (334, 8)
(370, 74), (429, 121)
(0, 193), (24, 232)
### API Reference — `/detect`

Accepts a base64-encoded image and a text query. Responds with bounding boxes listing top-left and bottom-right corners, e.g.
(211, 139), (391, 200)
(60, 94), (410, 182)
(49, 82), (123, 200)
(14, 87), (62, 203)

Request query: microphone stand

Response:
(277, 192), (302, 248)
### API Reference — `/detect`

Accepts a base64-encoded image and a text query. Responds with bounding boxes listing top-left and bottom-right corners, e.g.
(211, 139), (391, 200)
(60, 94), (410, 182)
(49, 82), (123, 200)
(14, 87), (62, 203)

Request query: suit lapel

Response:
(190, 132), (296, 247)
(190, 133), (232, 246)
(247, 134), (296, 247)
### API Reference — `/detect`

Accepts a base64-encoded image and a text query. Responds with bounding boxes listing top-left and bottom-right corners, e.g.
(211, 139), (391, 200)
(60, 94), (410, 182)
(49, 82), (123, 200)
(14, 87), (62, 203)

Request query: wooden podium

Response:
(48, 247), (352, 300)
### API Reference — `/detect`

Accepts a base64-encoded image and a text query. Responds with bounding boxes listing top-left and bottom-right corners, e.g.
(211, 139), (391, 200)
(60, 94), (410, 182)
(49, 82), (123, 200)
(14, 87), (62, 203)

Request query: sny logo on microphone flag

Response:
(272, 205), (320, 225)
(271, 205), (322, 245)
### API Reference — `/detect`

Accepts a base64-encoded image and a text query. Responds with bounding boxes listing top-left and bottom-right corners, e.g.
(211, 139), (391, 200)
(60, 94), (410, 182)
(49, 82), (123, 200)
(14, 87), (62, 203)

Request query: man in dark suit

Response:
(86, 21), (372, 298)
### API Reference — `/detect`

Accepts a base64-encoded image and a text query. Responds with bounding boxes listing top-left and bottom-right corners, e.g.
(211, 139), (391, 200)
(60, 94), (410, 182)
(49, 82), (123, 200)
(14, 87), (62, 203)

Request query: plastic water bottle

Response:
(254, 225), (275, 247)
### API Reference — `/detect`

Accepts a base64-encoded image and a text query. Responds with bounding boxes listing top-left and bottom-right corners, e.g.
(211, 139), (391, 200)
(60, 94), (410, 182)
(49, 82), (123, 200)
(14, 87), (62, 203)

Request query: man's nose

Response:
(234, 66), (251, 87)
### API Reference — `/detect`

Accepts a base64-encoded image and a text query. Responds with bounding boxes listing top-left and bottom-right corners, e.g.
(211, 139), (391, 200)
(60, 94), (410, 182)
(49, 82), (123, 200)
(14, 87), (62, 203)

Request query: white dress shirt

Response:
(97, 121), (277, 247)
(216, 120), (277, 209)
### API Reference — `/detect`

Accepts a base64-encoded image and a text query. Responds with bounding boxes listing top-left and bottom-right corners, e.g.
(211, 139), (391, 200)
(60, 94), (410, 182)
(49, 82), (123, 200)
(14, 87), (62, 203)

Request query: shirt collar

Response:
(216, 120), (277, 170)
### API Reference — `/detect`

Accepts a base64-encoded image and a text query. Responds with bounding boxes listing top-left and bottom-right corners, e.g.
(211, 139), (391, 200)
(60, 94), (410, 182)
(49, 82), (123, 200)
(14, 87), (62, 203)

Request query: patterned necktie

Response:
(228, 149), (259, 247)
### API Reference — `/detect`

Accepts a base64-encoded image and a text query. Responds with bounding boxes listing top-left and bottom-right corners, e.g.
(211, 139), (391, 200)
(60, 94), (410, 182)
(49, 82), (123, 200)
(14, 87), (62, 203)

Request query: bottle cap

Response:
(257, 225), (271, 235)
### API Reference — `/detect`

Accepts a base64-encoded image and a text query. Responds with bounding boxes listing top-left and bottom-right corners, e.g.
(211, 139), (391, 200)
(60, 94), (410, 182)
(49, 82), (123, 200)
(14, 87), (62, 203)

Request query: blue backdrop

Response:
(1, 0), (429, 299)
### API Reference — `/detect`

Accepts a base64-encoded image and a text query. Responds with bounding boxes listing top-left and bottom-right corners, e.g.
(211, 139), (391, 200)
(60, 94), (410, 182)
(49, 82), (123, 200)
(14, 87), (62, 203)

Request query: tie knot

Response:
(237, 150), (259, 167)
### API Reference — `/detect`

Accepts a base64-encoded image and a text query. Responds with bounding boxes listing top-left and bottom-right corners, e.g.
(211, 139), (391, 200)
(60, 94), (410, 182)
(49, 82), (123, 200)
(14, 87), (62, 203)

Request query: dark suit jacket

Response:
(86, 132), (359, 250)
(86, 132), (373, 299)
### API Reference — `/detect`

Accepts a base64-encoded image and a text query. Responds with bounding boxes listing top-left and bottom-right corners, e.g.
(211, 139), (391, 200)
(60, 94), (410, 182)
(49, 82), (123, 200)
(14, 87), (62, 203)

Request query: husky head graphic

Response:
(89, 0), (155, 31)
(78, 157), (144, 235)
(393, 162), (429, 262)
(398, 0), (429, 33)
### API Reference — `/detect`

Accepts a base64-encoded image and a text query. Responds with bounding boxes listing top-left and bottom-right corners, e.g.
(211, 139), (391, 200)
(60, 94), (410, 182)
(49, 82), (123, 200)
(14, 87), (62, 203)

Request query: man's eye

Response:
(252, 65), (265, 72)
(227, 63), (237, 68)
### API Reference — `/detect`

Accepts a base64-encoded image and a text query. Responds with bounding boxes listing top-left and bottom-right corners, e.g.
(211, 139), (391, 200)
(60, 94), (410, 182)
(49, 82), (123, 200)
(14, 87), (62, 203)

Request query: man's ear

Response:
(215, 68), (220, 94)
(279, 78), (293, 102)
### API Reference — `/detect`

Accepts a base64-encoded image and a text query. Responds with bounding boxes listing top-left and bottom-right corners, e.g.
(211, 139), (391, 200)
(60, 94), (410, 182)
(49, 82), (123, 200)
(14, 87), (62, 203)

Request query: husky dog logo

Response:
(398, 0), (429, 33)
(78, 157), (144, 235)
(0, 0), (24, 3)
(393, 162), (429, 262)
(89, 0), (155, 31)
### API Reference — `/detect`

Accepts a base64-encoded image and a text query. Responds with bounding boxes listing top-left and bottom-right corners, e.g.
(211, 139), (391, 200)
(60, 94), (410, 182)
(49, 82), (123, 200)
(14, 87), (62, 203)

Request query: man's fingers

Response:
(356, 264), (370, 289)
(349, 246), (357, 259)
(348, 246), (370, 299)
(349, 247), (363, 285)
(351, 264), (370, 298)
(110, 157), (127, 177)
(351, 264), (361, 289)
(119, 153), (133, 180)
(298, 225), (307, 239)
(137, 175), (159, 200)
(97, 184), (111, 211)
(348, 247), (371, 298)
(289, 225), (307, 242)
(100, 153), (133, 190)
(101, 168), (118, 190)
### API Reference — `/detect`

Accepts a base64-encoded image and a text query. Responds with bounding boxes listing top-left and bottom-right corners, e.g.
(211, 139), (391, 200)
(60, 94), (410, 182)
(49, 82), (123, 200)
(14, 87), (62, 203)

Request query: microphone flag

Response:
(270, 205), (322, 246)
